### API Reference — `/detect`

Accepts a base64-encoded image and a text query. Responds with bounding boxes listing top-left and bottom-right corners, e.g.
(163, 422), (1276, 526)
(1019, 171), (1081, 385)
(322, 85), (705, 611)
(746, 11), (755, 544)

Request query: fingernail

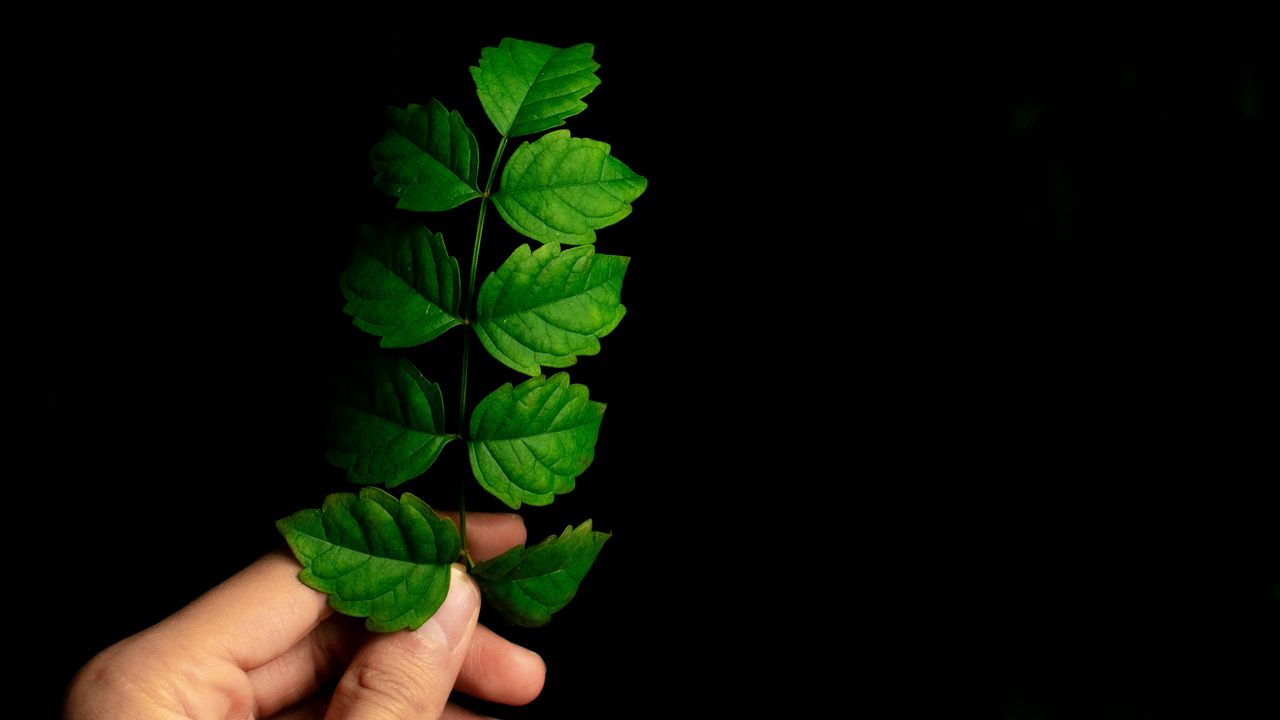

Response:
(415, 564), (479, 650)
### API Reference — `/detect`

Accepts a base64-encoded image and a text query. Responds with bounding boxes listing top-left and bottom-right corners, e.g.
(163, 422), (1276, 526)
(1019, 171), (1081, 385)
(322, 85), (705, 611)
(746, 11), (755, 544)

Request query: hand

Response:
(63, 512), (545, 719)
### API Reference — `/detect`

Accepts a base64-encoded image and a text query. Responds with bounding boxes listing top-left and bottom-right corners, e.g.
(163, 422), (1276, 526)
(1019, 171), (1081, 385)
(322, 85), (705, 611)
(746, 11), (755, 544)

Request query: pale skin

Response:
(63, 513), (546, 720)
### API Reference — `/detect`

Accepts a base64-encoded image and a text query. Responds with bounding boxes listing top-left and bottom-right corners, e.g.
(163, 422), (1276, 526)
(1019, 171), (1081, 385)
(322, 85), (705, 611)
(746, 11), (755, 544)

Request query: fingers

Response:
(453, 624), (545, 707)
(156, 511), (527, 680)
(155, 547), (335, 671)
(250, 612), (544, 714)
(247, 512), (535, 715)
(265, 693), (329, 720)
(439, 702), (506, 720)
(267, 698), (500, 720)
(249, 613), (365, 717)
(438, 512), (527, 560)
(324, 565), (479, 719)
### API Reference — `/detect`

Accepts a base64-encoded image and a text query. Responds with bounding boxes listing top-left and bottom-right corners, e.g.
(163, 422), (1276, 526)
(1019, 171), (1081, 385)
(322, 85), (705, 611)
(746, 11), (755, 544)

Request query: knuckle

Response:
(335, 651), (448, 716)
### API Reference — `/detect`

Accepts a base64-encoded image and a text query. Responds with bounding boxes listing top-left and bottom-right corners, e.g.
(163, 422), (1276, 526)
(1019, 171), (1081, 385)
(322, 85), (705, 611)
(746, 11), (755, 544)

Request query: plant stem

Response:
(457, 135), (508, 567)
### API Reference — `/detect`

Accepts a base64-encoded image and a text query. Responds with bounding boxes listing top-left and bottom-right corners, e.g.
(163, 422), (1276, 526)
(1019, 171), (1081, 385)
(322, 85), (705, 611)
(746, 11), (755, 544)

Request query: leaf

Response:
(277, 487), (462, 632)
(468, 373), (604, 509)
(371, 99), (482, 211)
(474, 243), (628, 376)
(492, 130), (647, 245)
(339, 221), (463, 348)
(471, 520), (609, 627)
(326, 352), (454, 488)
(470, 38), (600, 138)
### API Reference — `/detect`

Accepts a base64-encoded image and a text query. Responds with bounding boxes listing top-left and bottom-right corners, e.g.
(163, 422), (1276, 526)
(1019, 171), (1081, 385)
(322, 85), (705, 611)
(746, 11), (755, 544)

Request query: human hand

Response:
(63, 512), (545, 719)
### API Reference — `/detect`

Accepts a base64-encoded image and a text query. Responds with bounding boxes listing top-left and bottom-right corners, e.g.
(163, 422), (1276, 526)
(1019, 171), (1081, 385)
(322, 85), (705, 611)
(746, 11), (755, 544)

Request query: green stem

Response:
(457, 135), (508, 567)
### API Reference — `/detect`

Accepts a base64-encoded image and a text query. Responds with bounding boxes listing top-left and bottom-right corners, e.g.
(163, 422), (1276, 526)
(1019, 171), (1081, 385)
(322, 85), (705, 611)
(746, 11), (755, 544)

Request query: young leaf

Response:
(474, 243), (628, 376)
(277, 487), (462, 632)
(471, 520), (609, 627)
(468, 373), (604, 509)
(371, 99), (482, 211)
(327, 352), (454, 488)
(492, 130), (647, 245)
(340, 221), (463, 348)
(470, 38), (600, 138)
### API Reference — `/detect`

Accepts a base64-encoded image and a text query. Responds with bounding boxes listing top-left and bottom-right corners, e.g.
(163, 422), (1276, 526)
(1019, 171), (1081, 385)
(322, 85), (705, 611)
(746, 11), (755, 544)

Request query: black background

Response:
(15, 4), (1277, 718)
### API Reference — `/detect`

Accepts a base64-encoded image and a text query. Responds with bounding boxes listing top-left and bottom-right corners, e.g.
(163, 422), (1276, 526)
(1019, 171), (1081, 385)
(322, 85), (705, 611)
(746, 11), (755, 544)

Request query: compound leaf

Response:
(340, 221), (463, 348)
(371, 99), (482, 211)
(474, 243), (628, 376)
(326, 352), (454, 488)
(277, 487), (462, 632)
(471, 520), (609, 627)
(468, 373), (604, 509)
(492, 130), (647, 245)
(470, 38), (600, 138)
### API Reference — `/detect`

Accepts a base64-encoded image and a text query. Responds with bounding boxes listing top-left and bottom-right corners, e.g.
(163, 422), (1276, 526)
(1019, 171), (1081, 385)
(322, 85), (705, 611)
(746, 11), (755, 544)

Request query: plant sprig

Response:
(276, 37), (644, 631)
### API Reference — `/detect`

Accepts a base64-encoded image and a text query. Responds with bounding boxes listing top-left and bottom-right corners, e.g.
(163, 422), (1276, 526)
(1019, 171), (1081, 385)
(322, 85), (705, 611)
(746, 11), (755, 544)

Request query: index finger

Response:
(153, 511), (527, 672)
(439, 511), (527, 560)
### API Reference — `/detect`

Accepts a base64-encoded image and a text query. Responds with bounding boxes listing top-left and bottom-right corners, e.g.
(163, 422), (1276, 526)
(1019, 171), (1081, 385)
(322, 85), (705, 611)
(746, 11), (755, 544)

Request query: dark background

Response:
(14, 4), (1275, 718)
(876, 17), (1278, 719)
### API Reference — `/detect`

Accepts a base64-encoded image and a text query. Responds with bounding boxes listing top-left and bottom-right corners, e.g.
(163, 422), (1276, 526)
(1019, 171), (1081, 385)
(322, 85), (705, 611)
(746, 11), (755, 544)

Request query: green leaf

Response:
(340, 221), (463, 348)
(326, 353), (454, 488)
(492, 130), (647, 245)
(474, 243), (628, 376)
(277, 487), (462, 632)
(470, 38), (600, 138)
(371, 99), (482, 211)
(468, 373), (604, 509)
(472, 520), (609, 627)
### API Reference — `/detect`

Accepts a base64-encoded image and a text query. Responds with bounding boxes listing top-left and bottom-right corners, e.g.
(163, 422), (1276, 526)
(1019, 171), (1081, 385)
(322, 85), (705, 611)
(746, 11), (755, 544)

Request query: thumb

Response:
(325, 565), (481, 720)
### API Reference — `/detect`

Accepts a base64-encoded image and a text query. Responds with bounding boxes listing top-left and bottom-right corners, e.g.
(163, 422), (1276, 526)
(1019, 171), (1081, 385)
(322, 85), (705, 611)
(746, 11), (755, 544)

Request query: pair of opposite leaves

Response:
(278, 38), (645, 631)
